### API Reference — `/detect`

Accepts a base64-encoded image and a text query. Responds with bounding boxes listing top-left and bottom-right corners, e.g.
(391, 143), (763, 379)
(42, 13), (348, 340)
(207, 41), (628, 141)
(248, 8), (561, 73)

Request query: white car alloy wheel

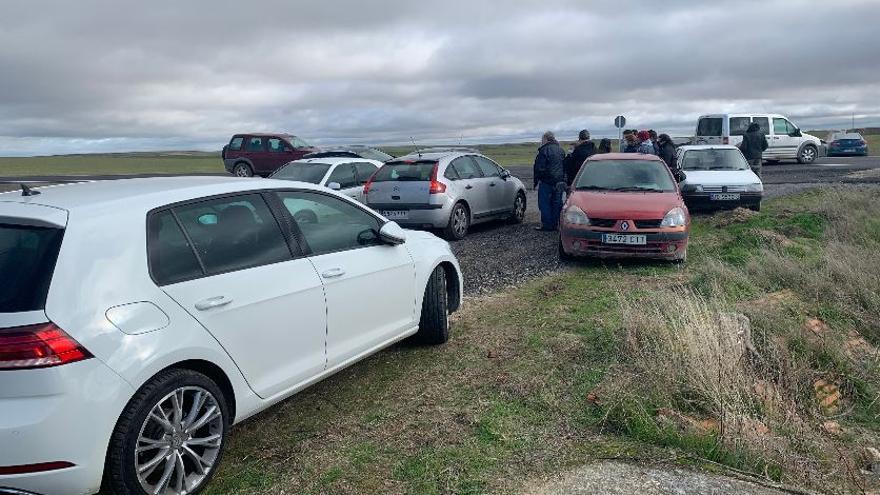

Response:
(233, 163), (253, 177)
(799, 145), (817, 164)
(135, 386), (224, 495)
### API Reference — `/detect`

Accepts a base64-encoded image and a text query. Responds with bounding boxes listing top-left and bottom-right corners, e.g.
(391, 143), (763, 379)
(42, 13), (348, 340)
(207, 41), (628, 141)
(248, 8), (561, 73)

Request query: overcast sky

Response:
(1, 0), (879, 156)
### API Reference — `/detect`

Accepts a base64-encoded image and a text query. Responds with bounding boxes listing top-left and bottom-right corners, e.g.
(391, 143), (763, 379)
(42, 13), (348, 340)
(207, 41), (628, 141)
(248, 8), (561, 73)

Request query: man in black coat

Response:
(657, 134), (684, 182)
(564, 130), (596, 186)
(533, 131), (565, 231)
(738, 122), (769, 178)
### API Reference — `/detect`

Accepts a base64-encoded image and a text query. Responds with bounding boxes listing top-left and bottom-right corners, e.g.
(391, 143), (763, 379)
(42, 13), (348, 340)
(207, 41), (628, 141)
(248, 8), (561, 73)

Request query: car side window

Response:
(473, 156), (500, 177)
(247, 137), (265, 152)
(450, 156), (481, 179)
(444, 165), (460, 180)
(752, 117), (770, 135)
(267, 138), (284, 153)
(147, 211), (204, 285)
(327, 164), (358, 188)
(172, 194), (291, 276)
(275, 191), (382, 255)
(773, 118), (795, 136)
(353, 162), (378, 185)
(730, 117), (751, 136)
(228, 137), (244, 151)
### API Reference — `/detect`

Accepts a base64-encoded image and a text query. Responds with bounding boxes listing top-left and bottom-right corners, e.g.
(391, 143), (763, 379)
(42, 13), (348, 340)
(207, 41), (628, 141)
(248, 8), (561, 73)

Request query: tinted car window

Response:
(354, 162), (379, 185)
(730, 117), (751, 136)
(575, 160), (676, 192)
(356, 148), (393, 162)
(450, 156), (481, 179)
(174, 194), (291, 275)
(247, 137), (265, 151)
(228, 137), (244, 151)
(267, 138), (285, 153)
(327, 164), (358, 188)
(372, 162), (437, 182)
(276, 191), (382, 255)
(0, 224), (64, 312)
(147, 211), (203, 285)
(473, 156), (500, 177)
(752, 117), (770, 135)
(271, 162), (332, 183)
(697, 117), (722, 136)
(681, 149), (749, 171)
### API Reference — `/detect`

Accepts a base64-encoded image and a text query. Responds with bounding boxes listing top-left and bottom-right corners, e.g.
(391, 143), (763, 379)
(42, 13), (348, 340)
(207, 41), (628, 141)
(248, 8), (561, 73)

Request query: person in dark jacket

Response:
(657, 133), (683, 181)
(649, 129), (659, 154)
(598, 138), (612, 154)
(533, 131), (565, 231)
(563, 129), (596, 187)
(623, 131), (639, 153)
(738, 122), (768, 178)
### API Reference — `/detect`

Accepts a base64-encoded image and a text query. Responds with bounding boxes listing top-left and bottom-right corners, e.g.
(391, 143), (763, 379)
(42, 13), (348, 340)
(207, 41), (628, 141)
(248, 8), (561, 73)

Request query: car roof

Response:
(0, 176), (325, 213)
(392, 151), (467, 161)
(233, 132), (298, 138)
(832, 132), (862, 138)
(698, 113), (787, 119)
(289, 157), (380, 166)
(585, 152), (665, 161)
(677, 145), (740, 151)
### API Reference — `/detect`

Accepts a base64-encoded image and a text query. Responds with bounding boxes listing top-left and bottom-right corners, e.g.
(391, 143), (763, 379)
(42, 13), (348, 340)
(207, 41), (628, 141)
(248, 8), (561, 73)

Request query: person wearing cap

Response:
(563, 129), (596, 187)
(636, 130), (656, 155)
(533, 131), (565, 231)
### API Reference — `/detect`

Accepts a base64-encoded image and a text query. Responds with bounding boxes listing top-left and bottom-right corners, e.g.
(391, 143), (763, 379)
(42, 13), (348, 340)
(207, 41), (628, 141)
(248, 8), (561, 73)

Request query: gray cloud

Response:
(1, 0), (879, 155)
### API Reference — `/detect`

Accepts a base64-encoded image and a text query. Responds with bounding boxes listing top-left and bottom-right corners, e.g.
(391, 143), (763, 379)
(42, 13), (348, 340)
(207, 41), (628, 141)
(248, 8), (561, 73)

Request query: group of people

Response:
(531, 128), (678, 231)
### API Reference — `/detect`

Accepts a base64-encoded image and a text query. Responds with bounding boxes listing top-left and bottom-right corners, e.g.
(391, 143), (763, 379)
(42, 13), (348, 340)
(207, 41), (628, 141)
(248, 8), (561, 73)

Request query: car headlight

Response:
(660, 207), (687, 228)
(744, 183), (763, 192)
(563, 205), (590, 225)
(680, 183), (703, 193)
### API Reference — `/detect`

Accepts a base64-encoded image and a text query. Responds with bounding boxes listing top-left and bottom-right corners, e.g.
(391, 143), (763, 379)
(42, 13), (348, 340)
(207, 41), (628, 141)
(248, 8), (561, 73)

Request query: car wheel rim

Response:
(802, 148), (815, 162)
(135, 386), (223, 495)
(453, 207), (467, 236)
(235, 167), (249, 177)
(514, 196), (525, 220)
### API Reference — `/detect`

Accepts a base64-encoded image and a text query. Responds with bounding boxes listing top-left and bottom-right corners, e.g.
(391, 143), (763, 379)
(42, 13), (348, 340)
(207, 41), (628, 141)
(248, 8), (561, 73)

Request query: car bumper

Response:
(368, 202), (452, 230)
(0, 360), (134, 495)
(560, 227), (688, 260)
(683, 192), (762, 211)
(827, 148), (868, 156)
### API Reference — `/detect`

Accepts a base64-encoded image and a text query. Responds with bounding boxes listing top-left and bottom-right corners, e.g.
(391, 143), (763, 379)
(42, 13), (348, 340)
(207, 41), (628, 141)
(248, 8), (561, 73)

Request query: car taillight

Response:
(0, 322), (92, 370)
(429, 163), (446, 194)
(861, 140), (868, 146)
(830, 140), (839, 147)
(363, 170), (378, 195)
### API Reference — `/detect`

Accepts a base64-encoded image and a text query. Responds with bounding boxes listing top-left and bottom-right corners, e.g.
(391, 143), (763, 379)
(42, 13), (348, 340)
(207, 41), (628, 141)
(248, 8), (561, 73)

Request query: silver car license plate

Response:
(710, 193), (740, 201)
(381, 210), (409, 220)
(603, 234), (647, 245)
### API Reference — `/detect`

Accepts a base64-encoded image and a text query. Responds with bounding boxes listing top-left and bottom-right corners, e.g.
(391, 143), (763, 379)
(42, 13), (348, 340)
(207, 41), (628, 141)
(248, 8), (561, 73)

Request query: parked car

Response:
(222, 133), (316, 177)
(559, 153), (689, 262)
(827, 132), (869, 156)
(303, 145), (394, 162)
(676, 145), (763, 211)
(270, 157), (381, 203)
(693, 113), (822, 164)
(0, 177), (462, 495)
(364, 149), (527, 240)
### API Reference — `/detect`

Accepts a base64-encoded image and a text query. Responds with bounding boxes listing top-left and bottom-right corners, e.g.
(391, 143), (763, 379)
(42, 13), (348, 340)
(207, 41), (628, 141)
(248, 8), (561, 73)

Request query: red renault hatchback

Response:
(559, 153), (689, 262)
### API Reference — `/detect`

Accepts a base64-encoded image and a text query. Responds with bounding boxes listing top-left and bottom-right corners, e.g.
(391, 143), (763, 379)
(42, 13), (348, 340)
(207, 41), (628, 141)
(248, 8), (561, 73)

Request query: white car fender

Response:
(404, 230), (463, 314)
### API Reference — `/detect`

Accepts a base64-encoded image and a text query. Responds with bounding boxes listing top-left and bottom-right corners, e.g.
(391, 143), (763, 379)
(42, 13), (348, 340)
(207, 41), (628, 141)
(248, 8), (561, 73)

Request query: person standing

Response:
(598, 138), (612, 154)
(533, 131), (565, 231)
(648, 129), (659, 154)
(636, 130), (656, 155)
(623, 131), (639, 153)
(739, 122), (768, 178)
(563, 129), (596, 187)
(657, 133), (678, 172)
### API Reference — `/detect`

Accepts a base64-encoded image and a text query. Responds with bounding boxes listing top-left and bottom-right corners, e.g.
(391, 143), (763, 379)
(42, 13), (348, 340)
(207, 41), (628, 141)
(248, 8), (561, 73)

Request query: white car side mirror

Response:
(327, 182), (342, 191)
(379, 221), (407, 245)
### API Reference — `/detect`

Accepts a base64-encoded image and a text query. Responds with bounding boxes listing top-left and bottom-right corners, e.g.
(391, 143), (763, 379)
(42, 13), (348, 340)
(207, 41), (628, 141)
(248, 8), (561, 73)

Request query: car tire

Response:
(748, 202), (761, 212)
(764, 159), (779, 165)
(558, 238), (574, 262)
(507, 191), (527, 224)
(103, 369), (230, 495)
(232, 162), (254, 177)
(443, 202), (470, 241)
(412, 266), (449, 345)
(797, 145), (818, 164)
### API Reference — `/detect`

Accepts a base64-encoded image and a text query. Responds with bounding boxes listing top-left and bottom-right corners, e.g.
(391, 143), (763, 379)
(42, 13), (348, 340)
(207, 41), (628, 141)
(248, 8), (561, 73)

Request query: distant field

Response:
(0, 151), (223, 176)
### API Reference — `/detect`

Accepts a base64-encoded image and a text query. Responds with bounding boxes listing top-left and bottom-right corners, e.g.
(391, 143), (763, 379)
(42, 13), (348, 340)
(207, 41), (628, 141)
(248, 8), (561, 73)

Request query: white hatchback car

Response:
(0, 177), (462, 495)
(676, 145), (763, 211)
(269, 157), (382, 203)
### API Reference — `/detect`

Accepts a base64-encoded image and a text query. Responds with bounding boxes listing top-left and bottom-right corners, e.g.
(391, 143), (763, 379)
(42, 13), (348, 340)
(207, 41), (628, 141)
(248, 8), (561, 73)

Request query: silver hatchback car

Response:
(365, 148), (527, 240)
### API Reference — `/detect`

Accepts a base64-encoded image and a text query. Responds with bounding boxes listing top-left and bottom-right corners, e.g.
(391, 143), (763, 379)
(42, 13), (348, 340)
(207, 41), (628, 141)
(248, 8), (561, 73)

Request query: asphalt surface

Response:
(3, 155), (879, 296)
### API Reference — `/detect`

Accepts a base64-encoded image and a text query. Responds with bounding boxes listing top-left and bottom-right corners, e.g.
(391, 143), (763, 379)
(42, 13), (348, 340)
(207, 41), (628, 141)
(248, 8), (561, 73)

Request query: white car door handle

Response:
(194, 296), (233, 311)
(321, 268), (346, 279)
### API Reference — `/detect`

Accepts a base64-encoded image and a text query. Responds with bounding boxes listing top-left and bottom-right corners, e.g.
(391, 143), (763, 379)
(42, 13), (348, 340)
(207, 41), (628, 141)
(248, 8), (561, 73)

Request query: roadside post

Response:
(614, 115), (626, 152)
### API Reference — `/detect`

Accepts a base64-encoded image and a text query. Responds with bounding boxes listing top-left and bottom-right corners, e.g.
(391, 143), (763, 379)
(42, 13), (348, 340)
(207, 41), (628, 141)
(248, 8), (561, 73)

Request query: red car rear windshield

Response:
(372, 162), (436, 182)
(0, 224), (64, 312)
(575, 160), (676, 193)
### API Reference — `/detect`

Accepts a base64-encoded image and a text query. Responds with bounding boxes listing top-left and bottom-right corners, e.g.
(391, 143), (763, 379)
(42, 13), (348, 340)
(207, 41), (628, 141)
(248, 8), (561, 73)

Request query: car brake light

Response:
(861, 140), (867, 146)
(830, 140), (839, 146)
(429, 163), (446, 194)
(0, 322), (92, 370)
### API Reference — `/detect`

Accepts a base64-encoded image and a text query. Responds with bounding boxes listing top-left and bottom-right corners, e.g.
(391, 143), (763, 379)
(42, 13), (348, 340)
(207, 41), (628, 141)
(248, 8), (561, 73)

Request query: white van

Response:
(694, 113), (822, 164)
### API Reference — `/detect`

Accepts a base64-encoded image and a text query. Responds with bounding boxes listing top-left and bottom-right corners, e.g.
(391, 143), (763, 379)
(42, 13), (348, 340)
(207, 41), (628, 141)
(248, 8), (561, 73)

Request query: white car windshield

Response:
(681, 149), (749, 171)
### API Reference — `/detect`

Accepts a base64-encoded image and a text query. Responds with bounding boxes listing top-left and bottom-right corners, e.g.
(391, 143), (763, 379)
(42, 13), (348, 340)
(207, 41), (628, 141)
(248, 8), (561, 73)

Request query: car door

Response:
(326, 163), (360, 199)
(245, 136), (270, 175)
(771, 117), (799, 159)
(266, 137), (294, 174)
(273, 190), (417, 368)
(449, 156), (489, 217)
(152, 193), (328, 399)
(473, 155), (512, 214)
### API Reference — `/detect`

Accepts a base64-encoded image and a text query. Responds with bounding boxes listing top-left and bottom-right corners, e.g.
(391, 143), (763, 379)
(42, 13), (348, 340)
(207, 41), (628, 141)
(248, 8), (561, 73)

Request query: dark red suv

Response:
(222, 133), (315, 177)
